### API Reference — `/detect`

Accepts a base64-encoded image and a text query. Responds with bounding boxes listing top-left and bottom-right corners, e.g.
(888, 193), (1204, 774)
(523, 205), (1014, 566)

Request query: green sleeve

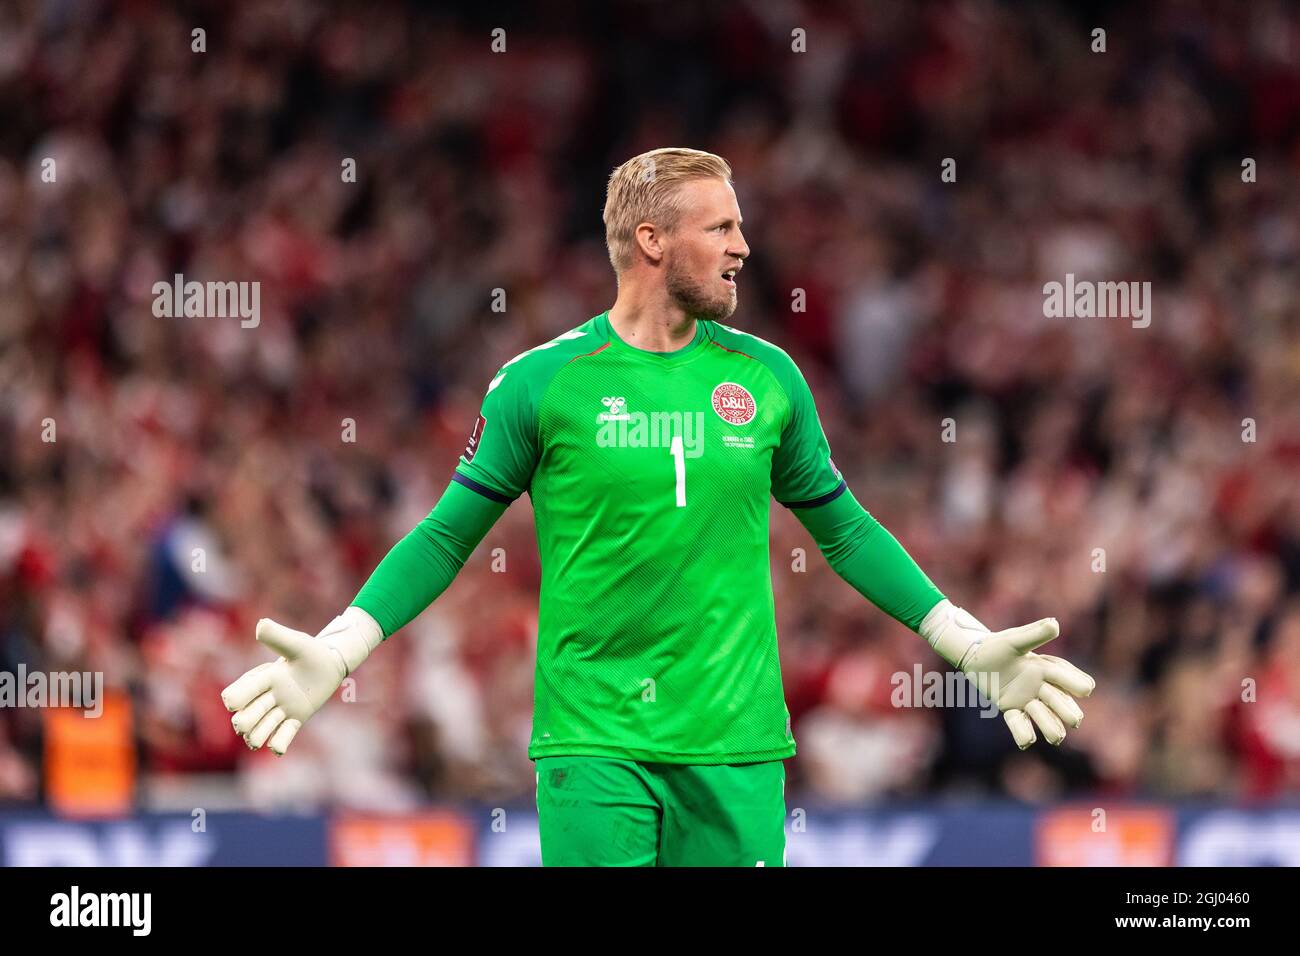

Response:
(350, 479), (507, 638)
(452, 353), (545, 503)
(789, 485), (945, 632)
(769, 350), (846, 507)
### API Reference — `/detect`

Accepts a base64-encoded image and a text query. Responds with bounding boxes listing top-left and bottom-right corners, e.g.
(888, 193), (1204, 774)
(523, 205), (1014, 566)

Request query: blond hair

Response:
(602, 147), (733, 273)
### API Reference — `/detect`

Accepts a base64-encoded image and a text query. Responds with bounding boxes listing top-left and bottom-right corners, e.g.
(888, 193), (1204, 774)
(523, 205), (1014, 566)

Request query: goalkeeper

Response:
(222, 147), (1094, 866)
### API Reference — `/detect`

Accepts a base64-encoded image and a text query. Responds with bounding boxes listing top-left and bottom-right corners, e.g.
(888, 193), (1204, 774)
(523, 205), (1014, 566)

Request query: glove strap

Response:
(918, 599), (988, 670)
(320, 606), (384, 675)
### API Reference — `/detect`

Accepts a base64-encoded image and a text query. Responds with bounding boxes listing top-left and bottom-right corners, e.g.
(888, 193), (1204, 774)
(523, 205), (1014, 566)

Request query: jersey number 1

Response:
(670, 435), (686, 507)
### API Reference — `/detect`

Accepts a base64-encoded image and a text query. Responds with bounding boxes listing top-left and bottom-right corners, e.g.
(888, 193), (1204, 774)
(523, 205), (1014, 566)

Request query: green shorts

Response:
(534, 756), (788, 866)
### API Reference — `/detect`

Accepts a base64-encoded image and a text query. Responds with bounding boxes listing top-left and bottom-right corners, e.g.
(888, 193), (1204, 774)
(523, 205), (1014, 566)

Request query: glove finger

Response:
(244, 707), (287, 751)
(1025, 698), (1067, 745)
(1038, 683), (1084, 728)
(255, 618), (314, 661)
(1004, 709), (1036, 749)
(268, 719), (302, 756)
(998, 618), (1060, 654)
(231, 690), (277, 736)
(221, 662), (277, 712)
(1039, 655), (1096, 697)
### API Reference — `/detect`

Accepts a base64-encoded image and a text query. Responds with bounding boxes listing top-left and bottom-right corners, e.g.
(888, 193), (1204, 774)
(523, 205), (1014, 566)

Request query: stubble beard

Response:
(665, 255), (737, 322)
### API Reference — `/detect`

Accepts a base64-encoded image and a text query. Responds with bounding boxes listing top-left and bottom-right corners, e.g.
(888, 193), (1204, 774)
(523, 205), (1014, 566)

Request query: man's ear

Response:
(634, 222), (664, 264)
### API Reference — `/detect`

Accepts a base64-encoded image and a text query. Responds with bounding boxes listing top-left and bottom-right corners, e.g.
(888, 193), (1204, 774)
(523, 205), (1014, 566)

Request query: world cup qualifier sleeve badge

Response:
(463, 414), (486, 462)
(711, 382), (756, 425)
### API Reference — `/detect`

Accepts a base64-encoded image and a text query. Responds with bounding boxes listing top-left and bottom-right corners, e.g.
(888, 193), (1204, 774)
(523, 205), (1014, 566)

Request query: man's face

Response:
(660, 177), (750, 321)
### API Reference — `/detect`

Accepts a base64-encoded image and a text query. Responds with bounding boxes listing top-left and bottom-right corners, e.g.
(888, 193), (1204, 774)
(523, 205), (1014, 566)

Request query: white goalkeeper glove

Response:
(919, 599), (1095, 749)
(220, 606), (383, 756)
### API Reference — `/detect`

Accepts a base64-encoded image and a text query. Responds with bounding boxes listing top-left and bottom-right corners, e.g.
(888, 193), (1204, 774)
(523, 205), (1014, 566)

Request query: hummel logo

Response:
(598, 396), (630, 421)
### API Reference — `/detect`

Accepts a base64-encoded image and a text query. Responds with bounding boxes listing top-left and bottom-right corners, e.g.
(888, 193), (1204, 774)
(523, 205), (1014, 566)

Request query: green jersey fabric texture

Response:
(461, 311), (848, 764)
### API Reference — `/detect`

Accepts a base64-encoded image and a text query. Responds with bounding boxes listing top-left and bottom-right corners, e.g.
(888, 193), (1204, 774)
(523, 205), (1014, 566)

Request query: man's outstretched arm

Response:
(757, 336), (1096, 751)
(220, 478), (507, 755)
(350, 477), (509, 637)
(789, 486), (1095, 749)
(222, 348), (546, 756)
(786, 483), (944, 631)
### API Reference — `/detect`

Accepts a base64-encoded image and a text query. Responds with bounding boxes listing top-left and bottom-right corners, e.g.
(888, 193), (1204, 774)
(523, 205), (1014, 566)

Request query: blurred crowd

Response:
(1, 0), (1299, 812)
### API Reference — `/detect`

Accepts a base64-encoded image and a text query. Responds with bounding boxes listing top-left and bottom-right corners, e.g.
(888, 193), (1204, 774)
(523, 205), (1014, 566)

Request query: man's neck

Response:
(608, 286), (697, 353)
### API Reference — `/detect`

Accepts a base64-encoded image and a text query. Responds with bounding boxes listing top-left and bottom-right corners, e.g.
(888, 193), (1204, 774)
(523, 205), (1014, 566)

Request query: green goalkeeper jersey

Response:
(452, 310), (845, 764)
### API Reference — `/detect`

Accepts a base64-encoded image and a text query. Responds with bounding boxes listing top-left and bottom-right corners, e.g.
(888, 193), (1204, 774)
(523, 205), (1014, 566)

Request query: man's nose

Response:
(731, 229), (750, 260)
